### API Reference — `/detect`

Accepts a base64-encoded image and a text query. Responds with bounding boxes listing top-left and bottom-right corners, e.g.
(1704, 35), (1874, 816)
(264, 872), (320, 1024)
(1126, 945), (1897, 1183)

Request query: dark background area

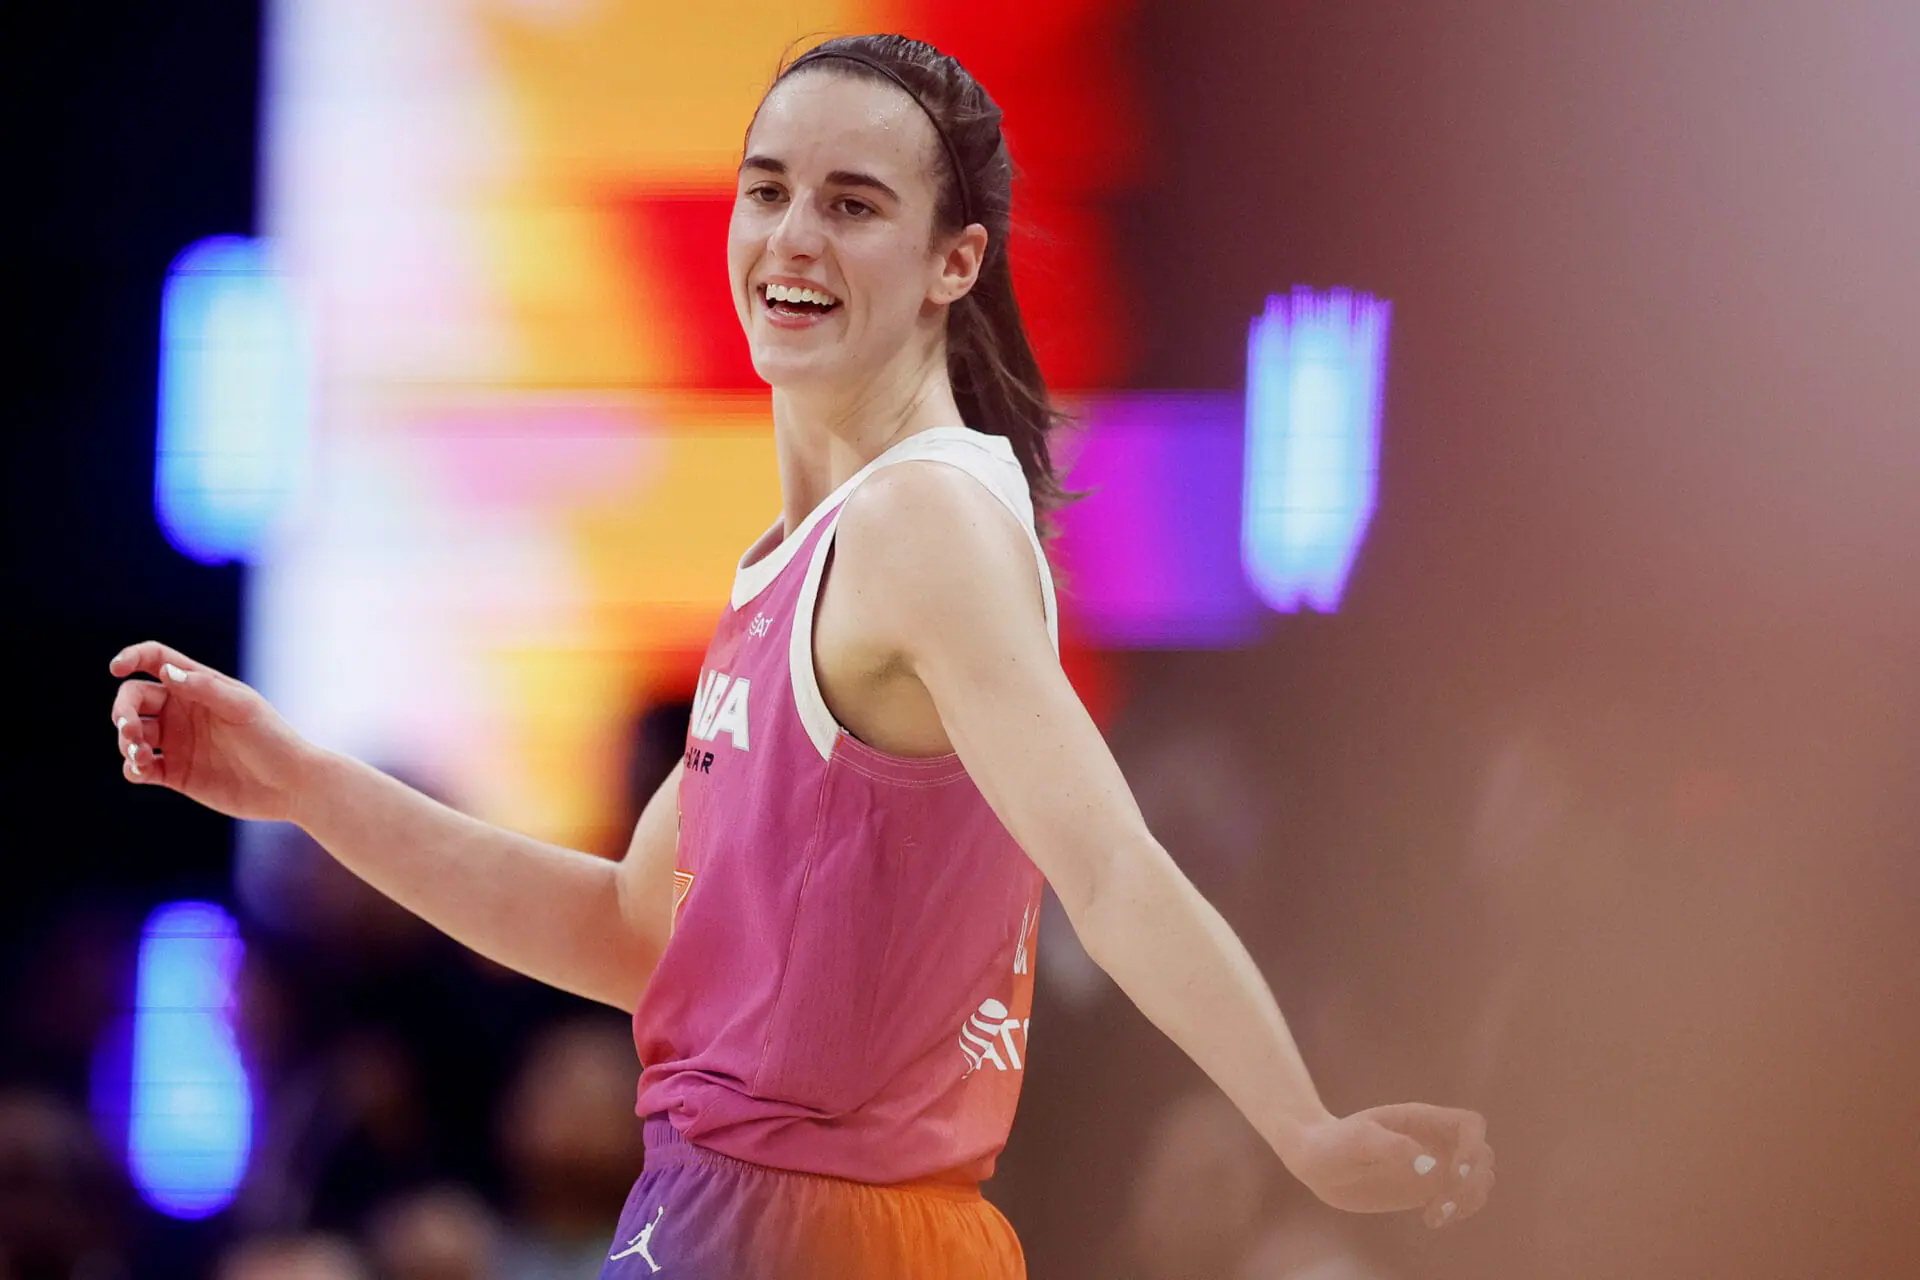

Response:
(9, 3), (257, 926)
(8, 2), (1919, 1278)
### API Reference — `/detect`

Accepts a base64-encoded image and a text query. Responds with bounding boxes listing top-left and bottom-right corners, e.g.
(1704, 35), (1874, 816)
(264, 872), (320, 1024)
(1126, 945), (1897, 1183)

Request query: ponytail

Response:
(948, 225), (1072, 533)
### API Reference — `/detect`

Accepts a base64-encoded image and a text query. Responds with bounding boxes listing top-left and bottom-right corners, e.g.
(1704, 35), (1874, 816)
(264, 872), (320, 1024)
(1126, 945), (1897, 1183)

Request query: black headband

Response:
(785, 49), (979, 227)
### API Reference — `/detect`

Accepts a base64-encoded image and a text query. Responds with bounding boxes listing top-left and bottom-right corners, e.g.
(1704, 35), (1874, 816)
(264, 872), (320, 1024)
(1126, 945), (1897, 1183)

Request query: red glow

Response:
(616, 192), (763, 390)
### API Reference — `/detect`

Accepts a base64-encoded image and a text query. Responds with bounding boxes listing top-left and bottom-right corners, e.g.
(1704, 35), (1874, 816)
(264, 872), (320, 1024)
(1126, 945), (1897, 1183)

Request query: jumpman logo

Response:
(609, 1205), (665, 1272)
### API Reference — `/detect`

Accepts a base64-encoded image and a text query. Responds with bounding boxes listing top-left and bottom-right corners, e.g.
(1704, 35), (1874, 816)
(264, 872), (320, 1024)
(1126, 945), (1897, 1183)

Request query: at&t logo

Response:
(957, 998), (1028, 1076)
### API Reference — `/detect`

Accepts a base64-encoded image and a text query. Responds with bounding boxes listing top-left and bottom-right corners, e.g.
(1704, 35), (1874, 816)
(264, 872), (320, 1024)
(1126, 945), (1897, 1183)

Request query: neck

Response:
(771, 343), (963, 532)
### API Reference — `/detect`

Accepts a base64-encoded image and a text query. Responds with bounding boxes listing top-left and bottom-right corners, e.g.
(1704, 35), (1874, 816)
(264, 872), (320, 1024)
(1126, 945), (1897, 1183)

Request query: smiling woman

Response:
(108, 31), (1491, 1280)
(727, 37), (1072, 533)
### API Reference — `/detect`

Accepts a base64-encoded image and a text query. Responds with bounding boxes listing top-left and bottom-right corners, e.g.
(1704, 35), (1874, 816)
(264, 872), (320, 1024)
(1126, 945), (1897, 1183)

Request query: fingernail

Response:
(126, 741), (139, 763)
(1442, 1202), (1457, 1220)
(1459, 1163), (1472, 1178)
(163, 663), (189, 683)
(117, 717), (128, 730)
(1414, 1155), (1437, 1176)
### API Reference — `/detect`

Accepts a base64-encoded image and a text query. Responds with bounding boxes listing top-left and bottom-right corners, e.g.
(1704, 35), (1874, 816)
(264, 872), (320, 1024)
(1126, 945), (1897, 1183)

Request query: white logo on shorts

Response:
(609, 1205), (664, 1272)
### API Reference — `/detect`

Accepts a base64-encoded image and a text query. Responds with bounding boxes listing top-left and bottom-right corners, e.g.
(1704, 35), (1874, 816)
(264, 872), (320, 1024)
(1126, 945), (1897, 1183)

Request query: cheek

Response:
(844, 242), (929, 324)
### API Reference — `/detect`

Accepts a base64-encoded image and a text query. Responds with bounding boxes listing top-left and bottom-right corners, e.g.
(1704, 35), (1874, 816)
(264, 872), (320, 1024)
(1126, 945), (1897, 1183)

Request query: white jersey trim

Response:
(789, 427), (1060, 761)
(734, 425), (988, 612)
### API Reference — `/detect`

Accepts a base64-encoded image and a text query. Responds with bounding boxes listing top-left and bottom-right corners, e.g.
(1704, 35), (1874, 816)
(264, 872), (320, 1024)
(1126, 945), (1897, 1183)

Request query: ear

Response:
(928, 223), (990, 306)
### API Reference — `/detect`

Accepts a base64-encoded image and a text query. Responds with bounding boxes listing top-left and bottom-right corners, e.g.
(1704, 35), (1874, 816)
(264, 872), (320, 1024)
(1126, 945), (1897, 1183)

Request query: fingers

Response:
(1440, 1108), (1494, 1224)
(113, 682), (169, 785)
(118, 721), (164, 784)
(111, 678), (169, 729)
(1333, 1116), (1457, 1214)
(1449, 1107), (1489, 1170)
(1365, 1125), (1442, 1209)
(1417, 1142), (1462, 1228)
(1424, 1169), (1493, 1227)
(1454, 1160), (1495, 1221)
(121, 737), (163, 784)
(109, 641), (254, 725)
(110, 641), (216, 683)
(1363, 1101), (1462, 1151)
(1397, 1142), (1462, 1228)
(1362, 1102), (1495, 1228)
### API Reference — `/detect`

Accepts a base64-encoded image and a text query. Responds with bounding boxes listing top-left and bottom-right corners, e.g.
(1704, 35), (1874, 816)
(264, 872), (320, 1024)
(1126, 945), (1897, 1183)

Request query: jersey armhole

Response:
(788, 456), (1060, 762)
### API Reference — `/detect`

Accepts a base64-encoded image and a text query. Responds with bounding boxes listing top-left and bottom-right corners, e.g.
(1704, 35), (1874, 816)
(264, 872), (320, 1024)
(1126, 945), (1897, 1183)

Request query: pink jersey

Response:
(631, 426), (1058, 1186)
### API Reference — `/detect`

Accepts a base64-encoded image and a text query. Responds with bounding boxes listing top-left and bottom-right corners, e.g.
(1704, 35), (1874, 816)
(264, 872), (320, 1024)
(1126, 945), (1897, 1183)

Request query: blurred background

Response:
(8, 1), (1919, 1277)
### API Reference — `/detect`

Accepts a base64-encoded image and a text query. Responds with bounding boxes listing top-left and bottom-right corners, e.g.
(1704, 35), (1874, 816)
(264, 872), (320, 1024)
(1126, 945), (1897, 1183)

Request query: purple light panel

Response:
(1053, 394), (1264, 647)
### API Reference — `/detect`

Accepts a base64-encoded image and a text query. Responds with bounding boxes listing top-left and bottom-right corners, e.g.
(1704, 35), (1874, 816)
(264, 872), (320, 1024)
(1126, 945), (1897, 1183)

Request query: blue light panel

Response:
(156, 236), (308, 565)
(1241, 288), (1392, 612)
(127, 901), (252, 1219)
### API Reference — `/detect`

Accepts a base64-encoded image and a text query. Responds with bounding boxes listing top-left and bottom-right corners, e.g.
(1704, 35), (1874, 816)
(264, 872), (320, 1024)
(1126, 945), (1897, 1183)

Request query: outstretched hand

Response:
(1288, 1103), (1495, 1227)
(109, 642), (313, 824)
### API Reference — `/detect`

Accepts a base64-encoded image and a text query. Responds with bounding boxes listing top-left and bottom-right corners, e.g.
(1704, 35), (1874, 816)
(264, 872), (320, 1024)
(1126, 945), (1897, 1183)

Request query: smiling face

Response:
(729, 69), (980, 394)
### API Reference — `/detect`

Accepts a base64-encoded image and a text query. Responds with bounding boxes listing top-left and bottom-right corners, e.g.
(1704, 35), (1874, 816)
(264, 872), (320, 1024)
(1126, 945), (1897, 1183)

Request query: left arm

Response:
(833, 463), (1494, 1225)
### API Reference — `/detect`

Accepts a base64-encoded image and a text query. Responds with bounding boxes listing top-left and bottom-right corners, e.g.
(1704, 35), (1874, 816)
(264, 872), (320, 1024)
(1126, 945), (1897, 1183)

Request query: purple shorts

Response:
(598, 1116), (1024, 1279)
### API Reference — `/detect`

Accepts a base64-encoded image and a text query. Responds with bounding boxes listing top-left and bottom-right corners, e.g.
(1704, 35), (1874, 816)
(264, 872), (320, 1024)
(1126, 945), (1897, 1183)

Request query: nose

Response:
(766, 191), (826, 261)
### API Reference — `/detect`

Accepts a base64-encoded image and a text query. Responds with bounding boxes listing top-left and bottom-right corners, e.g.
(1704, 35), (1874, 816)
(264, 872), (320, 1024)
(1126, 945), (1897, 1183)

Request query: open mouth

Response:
(759, 282), (842, 320)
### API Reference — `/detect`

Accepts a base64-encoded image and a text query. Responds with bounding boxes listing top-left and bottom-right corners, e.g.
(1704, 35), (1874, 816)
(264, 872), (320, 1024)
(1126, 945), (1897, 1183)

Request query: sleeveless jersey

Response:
(631, 425), (1058, 1186)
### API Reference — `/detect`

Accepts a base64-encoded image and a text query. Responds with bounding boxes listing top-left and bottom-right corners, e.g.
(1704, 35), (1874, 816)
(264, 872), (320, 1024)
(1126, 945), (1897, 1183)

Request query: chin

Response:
(748, 345), (846, 391)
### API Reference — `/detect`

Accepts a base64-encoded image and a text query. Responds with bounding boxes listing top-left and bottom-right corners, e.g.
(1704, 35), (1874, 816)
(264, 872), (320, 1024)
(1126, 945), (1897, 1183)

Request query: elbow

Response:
(606, 874), (666, 1014)
(588, 942), (657, 1016)
(1057, 836), (1177, 968)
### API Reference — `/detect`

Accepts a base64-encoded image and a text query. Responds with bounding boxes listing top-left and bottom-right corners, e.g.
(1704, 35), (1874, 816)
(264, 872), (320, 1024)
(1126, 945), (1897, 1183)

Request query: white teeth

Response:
(764, 283), (837, 307)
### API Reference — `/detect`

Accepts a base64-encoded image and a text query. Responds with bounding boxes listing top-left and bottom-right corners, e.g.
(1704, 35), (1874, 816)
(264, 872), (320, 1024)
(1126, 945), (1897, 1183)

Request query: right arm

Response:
(108, 641), (681, 1013)
(297, 751), (683, 1012)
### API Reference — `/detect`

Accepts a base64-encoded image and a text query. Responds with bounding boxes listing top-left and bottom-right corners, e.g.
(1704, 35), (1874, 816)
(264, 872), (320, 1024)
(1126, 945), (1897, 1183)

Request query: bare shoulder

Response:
(830, 458), (1046, 653)
(839, 458), (1026, 553)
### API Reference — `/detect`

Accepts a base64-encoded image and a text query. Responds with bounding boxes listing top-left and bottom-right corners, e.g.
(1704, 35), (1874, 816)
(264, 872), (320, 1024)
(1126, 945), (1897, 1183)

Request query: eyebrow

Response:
(739, 155), (902, 204)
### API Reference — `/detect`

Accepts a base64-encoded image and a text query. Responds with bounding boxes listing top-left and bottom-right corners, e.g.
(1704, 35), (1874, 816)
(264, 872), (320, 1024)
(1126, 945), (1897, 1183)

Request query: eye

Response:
(746, 183), (785, 205)
(835, 198), (876, 219)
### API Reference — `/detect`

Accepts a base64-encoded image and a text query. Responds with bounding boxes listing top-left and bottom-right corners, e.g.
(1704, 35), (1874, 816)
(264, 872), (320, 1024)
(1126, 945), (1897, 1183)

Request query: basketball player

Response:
(109, 34), (1493, 1278)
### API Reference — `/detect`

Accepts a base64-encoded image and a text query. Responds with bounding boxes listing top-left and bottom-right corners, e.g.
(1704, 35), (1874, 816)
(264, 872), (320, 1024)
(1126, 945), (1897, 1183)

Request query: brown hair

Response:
(766, 34), (1072, 530)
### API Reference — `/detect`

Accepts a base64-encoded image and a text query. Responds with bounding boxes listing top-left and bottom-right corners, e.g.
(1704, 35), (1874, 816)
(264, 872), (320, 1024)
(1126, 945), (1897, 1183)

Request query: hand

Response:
(109, 642), (316, 824)
(1286, 1103), (1495, 1227)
